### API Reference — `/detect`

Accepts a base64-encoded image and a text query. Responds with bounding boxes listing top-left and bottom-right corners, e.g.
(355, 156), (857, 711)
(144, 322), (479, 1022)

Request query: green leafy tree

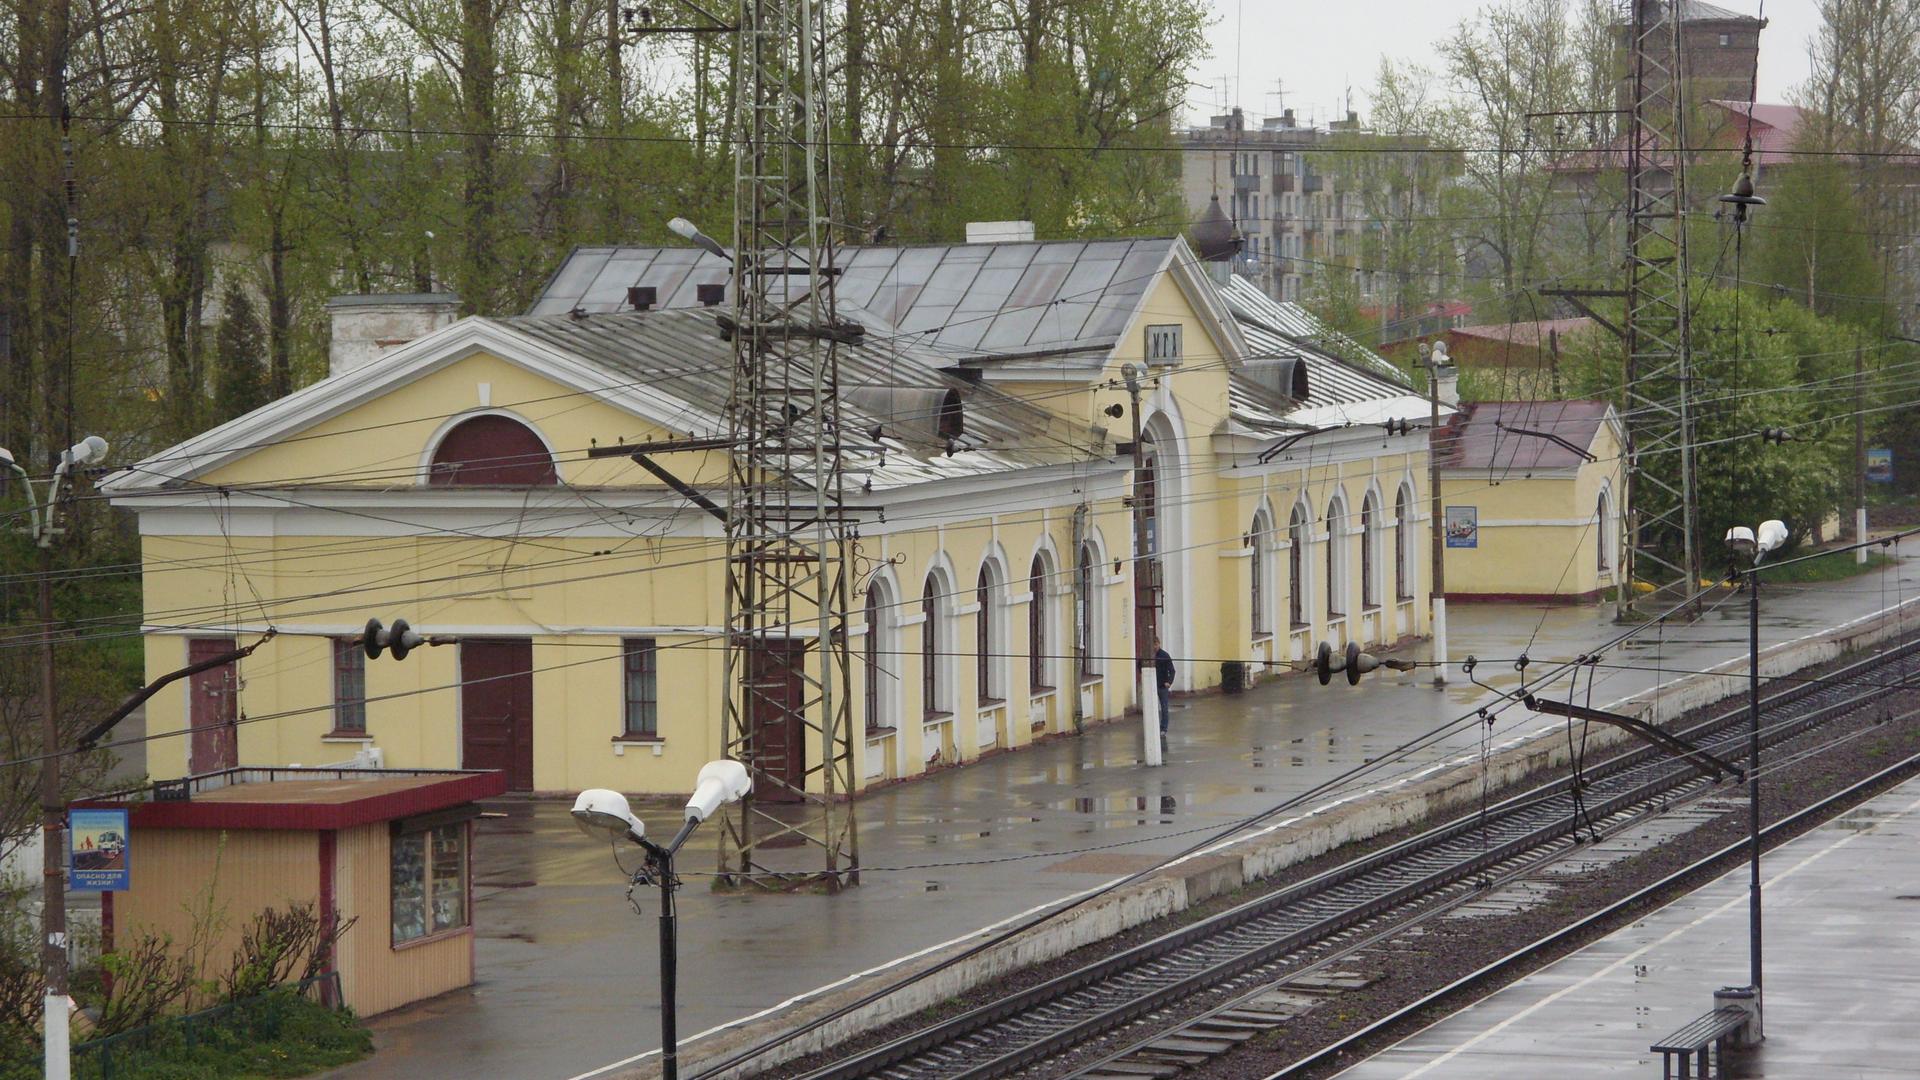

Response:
(1562, 284), (1853, 563)
(213, 284), (270, 422)
(1746, 159), (1885, 329)
(1436, 0), (1617, 319)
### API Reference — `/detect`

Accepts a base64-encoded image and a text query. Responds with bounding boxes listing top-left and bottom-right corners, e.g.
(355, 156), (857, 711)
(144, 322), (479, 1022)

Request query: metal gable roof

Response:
(1216, 276), (1408, 383)
(528, 238), (1179, 360)
(1438, 400), (1616, 472)
(1209, 275), (1420, 436)
(502, 306), (1090, 492)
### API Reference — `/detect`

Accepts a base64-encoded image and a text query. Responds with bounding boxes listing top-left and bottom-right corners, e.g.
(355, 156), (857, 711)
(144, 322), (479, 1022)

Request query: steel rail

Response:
(793, 634), (1920, 1080)
(1259, 735), (1920, 1080)
(936, 655), (1906, 1080)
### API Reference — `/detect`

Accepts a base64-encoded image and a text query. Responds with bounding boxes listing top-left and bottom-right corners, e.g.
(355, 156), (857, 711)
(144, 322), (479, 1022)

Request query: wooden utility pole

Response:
(1122, 364), (1161, 765)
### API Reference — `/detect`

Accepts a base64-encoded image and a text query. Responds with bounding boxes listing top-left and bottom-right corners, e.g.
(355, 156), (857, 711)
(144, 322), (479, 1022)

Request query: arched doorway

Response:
(1138, 411), (1188, 685)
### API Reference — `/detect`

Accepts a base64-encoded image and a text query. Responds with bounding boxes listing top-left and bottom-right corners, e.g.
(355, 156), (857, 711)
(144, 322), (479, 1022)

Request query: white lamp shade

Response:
(68, 435), (109, 465)
(571, 788), (644, 841)
(1725, 526), (1755, 546)
(1755, 520), (1788, 553)
(685, 759), (752, 823)
(667, 217), (699, 241)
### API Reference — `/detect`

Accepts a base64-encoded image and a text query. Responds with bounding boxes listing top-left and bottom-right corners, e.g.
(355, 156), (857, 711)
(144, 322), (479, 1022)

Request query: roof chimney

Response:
(964, 220), (1035, 244)
(696, 283), (726, 307)
(627, 285), (657, 311)
(326, 293), (462, 377)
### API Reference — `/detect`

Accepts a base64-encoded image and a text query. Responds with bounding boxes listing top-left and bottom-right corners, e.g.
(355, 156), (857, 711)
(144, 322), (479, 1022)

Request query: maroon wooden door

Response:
(461, 639), (534, 791)
(747, 639), (807, 803)
(187, 637), (239, 774)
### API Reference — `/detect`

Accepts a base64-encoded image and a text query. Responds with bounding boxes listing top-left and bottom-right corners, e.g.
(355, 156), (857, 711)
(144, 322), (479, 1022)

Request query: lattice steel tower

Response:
(1619, 0), (1702, 614)
(713, 0), (861, 888)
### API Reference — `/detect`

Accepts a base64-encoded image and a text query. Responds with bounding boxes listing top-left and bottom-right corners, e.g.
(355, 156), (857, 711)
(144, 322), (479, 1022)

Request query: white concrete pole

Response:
(1140, 668), (1163, 767)
(1425, 342), (1451, 686)
(1856, 507), (1869, 566)
(45, 990), (70, 1080)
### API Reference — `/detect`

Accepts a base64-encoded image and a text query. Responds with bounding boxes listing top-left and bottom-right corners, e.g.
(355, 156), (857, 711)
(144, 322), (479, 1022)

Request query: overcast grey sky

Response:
(1189, 0), (1822, 129)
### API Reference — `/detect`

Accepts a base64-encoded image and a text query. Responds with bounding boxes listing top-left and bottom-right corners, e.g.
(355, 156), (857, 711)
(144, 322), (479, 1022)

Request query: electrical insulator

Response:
(363, 617), (426, 661)
(1313, 640), (1401, 686)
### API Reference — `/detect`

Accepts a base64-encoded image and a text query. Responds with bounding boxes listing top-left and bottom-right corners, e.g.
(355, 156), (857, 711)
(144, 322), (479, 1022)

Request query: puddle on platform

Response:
(1833, 808), (1894, 832)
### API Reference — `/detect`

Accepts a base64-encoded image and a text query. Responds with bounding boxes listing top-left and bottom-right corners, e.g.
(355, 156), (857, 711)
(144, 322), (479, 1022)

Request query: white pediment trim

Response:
(1158, 239), (1250, 364)
(101, 317), (722, 495)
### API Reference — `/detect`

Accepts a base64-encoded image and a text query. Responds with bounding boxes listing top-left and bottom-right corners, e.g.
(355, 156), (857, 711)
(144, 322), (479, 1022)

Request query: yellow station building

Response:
(106, 235), (1442, 795)
(1436, 399), (1627, 602)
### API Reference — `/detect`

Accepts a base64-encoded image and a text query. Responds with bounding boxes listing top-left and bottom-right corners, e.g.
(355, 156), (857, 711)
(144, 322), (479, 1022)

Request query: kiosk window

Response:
(391, 822), (469, 944)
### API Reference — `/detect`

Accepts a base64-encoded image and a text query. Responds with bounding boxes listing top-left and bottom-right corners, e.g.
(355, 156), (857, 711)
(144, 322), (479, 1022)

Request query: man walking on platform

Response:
(1154, 638), (1175, 740)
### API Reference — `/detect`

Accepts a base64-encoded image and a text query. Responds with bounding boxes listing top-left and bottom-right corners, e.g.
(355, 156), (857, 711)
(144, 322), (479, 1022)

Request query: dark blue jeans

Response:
(1157, 683), (1171, 733)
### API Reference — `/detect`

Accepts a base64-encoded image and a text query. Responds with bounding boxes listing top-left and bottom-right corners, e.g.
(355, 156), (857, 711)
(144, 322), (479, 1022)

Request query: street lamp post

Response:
(572, 760), (752, 1080)
(1725, 519), (1787, 1042)
(5, 435), (110, 1080)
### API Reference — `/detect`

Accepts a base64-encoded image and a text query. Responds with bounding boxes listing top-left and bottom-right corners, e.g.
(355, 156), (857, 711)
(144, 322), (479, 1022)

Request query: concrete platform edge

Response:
(636, 596), (1920, 1080)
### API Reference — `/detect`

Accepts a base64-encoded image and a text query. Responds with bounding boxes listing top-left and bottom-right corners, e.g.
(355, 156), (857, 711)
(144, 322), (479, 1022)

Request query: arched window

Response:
(1029, 554), (1050, 692)
(1395, 484), (1414, 600)
(1075, 543), (1098, 683)
(1288, 505), (1309, 627)
(1361, 492), (1382, 609)
(976, 564), (997, 701)
(864, 580), (894, 734)
(1597, 489), (1613, 574)
(922, 574), (945, 717)
(1326, 496), (1347, 618)
(1251, 508), (1274, 636)
(428, 414), (557, 485)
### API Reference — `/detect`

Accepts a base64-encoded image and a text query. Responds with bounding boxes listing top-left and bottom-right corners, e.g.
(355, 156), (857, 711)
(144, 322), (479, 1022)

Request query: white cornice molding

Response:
(1439, 466), (1584, 481)
(1216, 426), (1424, 473)
(854, 458), (1129, 535)
(126, 487), (727, 539)
(144, 622), (726, 637)
(120, 453), (1127, 540)
(1468, 517), (1607, 528)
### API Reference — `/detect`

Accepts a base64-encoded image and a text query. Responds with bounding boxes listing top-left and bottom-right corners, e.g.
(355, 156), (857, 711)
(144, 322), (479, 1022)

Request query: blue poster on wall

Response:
(70, 808), (129, 891)
(1867, 448), (1893, 484)
(1444, 506), (1479, 549)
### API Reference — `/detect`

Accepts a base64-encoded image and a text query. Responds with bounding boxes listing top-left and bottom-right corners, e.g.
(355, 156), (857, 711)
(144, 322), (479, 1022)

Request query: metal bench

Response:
(1650, 1007), (1751, 1079)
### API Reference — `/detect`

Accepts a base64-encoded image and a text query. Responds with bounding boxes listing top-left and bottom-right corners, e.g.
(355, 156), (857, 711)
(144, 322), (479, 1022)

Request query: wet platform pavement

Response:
(1334, 771), (1920, 1079)
(328, 557), (1920, 1080)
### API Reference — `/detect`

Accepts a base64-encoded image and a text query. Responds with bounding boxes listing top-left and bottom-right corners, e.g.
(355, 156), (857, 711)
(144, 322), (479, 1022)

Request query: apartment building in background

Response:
(1178, 106), (1459, 343)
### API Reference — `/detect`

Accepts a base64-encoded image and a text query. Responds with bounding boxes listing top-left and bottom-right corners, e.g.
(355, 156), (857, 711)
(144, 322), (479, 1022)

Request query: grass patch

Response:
(1757, 549), (1893, 584)
(2, 990), (372, 1080)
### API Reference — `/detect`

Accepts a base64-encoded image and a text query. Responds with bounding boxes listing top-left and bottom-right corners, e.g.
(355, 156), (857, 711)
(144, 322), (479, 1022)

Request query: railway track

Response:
(794, 634), (1920, 1080)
